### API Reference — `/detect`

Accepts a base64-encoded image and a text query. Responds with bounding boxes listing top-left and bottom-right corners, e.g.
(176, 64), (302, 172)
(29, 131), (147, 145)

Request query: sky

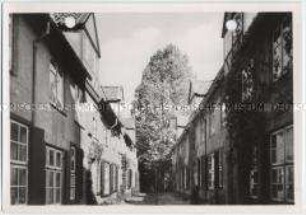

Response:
(96, 13), (224, 105)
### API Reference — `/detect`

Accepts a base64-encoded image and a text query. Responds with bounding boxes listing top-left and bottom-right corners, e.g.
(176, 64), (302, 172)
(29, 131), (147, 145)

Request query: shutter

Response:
(75, 146), (84, 203)
(203, 156), (208, 191)
(28, 126), (46, 205)
(110, 164), (113, 193)
(63, 149), (70, 204)
(214, 151), (219, 189)
(100, 161), (104, 196)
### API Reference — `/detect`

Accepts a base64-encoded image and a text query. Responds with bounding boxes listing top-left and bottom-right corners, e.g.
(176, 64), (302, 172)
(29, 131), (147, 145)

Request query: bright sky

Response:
(97, 13), (224, 105)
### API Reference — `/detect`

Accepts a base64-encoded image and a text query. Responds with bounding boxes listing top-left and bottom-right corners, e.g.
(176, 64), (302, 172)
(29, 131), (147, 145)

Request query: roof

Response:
(50, 13), (91, 31)
(101, 86), (124, 103)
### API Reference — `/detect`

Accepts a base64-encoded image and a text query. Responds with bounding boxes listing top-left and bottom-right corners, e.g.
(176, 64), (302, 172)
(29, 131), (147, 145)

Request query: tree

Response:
(133, 44), (193, 193)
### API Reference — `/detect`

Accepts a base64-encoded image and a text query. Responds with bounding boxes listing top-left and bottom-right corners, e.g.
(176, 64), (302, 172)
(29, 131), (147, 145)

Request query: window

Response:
(46, 147), (63, 204)
(217, 150), (223, 189)
(101, 162), (110, 196)
(201, 156), (206, 190)
(70, 146), (76, 201)
(221, 103), (227, 126)
(272, 16), (292, 81)
(249, 146), (259, 198)
(184, 167), (187, 190)
(207, 154), (215, 190)
(286, 165), (294, 202)
(10, 120), (28, 205)
(208, 111), (215, 136)
(127, 169), (133, 189)
(241, 59), (255, 101)
(197, 158), (201, 188)
(271, 167), (284, 201)
(109, 164), (118, 193)
(50, 60), (64, 109)
(200, 117), (206, 145)
(270, 126), (294, 202)
(250, 169), (259, 198)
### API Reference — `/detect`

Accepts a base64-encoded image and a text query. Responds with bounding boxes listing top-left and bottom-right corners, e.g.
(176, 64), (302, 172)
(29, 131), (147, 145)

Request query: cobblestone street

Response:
(124, 193), (190, 205)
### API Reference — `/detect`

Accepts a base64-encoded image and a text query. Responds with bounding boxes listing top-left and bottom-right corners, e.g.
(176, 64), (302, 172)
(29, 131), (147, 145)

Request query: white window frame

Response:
(10, 120), (29, 205)
(45, 146), (63, 205)
(270, 125), (294, 202)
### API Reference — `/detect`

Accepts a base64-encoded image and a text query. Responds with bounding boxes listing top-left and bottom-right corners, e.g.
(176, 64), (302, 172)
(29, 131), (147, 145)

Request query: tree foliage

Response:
(133, 44), (193, 192)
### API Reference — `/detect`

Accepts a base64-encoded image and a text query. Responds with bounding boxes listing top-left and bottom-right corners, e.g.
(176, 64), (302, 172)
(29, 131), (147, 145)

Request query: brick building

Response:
(9, 13), (138, 205)
(171, 12), (293, 204)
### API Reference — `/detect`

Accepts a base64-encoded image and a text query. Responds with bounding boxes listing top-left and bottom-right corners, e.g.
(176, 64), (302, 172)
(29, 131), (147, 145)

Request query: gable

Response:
(84, 14), (101, 57)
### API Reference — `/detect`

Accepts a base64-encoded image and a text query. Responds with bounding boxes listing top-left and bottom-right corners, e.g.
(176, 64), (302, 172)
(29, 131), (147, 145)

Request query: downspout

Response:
(32, 21), (51, 126)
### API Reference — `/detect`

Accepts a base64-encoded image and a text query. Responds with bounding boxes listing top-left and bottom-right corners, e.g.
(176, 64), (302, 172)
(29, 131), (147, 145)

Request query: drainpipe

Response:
(32, 21), (51, 126)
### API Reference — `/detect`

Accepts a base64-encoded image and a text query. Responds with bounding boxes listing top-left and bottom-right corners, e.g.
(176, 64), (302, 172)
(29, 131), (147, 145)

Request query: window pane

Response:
(271, 168), (278, 183)
(48, 171), (54, 187)
(11, 187), (18, 205)
(253, 171), (258, 183)
(19, 187), (26, 204)
(19, 145), (27, 162)
(71, 160), (75, 171)
(11, 122), (19, 141)
(19, 168), (27, 186)
(286, 128), (293, 162)
(70, 188), (75, 200)
(11, 141), (18, 161)
(47, 188), (54, 204)
(277, 168), (284, 183)
(49, 150), (54, 166)
(287, 184), (294, 201)
(55, 188), (61, 203)
(287, 166), (294, 183)
(11, 167), (18, 186)
(57, 71), (64, 108)
(56, 172), (61, 187)
(50, 64), (57, 104)
(276, 132), (284, 164)
(19, 126), (27, 144)
(56, 152), (61, 167)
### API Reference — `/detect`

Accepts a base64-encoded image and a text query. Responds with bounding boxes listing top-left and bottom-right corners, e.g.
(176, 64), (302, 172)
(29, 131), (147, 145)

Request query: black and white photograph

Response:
(1, 1), (303, 212)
